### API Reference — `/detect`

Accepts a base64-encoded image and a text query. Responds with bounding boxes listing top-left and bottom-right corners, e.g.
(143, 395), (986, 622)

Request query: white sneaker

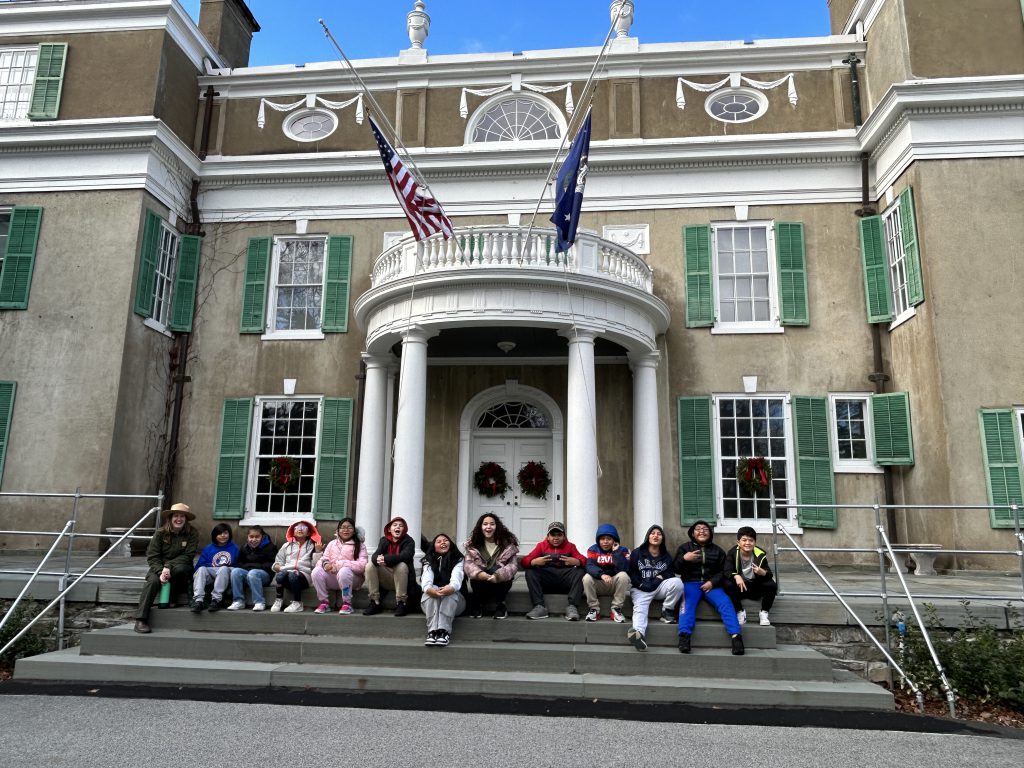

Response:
(737, 609), (747, 625)
(610, 607), (625, 624)
(759, 610), (771, 626)
(253, 602), (266, 612)
(227, 600), (246, 611)
(270, 599), (284, 612)
(283, 601), (304, 613)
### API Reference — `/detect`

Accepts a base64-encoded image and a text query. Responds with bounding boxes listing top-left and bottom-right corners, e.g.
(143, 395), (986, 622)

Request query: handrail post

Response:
(770, 489), (781, 593)
(0, 520), (72, 634)
(873, 499), (892, 657)
(878, 524), (957, 718)
(57, 488), (81, 651)
(1012, 503), (1023, 602)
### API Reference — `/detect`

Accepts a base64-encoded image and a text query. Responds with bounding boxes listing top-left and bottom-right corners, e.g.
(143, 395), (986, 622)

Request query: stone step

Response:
(140, 609), (778, 648)
(78, 626), (830, 680)
(15, 647), (893, 710)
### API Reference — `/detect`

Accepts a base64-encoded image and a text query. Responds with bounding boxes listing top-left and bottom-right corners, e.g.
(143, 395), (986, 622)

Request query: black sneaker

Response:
(731, 634), (745, 656)
(424, 631), (438, 646)
(678, 633), (691, 654)
(435, 630), (450, 646)
(493, 602), (508, 620)
(207, 598), (222, 613)
(363, 600), (382, 616)
(659, 608), (678, 624)
(189, 598), (204, 613)
(470, 605), (484, 619)
(628, 629), (648, 652)
(394, 601), (409, 617)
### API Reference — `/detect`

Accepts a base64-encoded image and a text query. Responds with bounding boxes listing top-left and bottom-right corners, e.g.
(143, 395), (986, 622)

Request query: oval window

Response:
(705, 88), (768, 124)
(283, 108), (338, 142)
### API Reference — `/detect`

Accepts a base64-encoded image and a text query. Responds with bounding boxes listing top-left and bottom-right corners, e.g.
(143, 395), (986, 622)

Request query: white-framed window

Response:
(148, 221), (179, 329)
(283, 108), (338, 142)
(705, 87), (768, 124)
(881, 198), (915, 327)
(264, 236), (327, 340)
(0, 47), (38, 122)
(710, 221), (781, 334)
(245, 397), (321, 521)
(465, 94), (564, 144)
(828, 393), (884, 473)
(1016, 406), (1024, 461)
(713, 393), (796, 532)
(0, 208), (10, 277)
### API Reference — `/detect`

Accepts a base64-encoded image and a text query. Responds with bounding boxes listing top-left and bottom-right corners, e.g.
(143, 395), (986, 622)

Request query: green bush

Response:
(0, 601), (51, 670)
(895, 601), (1024, 709)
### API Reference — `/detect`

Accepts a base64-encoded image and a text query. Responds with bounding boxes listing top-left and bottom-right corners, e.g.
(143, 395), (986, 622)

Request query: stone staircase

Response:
(14, 588), (893, 710)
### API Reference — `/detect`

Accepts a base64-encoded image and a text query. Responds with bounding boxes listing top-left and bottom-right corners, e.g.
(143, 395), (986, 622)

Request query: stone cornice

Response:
(0, 0), (222, 70)
(200, 35), (864, 99)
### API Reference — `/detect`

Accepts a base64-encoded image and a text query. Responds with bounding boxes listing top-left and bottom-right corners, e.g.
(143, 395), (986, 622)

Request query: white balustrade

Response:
(370, 226), (653, 294)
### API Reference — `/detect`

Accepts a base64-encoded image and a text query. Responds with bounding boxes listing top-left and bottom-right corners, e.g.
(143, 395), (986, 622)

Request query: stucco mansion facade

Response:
(0, 0), (1022, 567)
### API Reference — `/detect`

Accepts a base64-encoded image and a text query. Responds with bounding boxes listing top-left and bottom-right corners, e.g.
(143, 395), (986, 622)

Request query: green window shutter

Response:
(314, 397), (353, 521)
(240, 237), (271, 333)
(978, 409), (1023, 529)
(776, 221), (809, 326)
(213, 398), (253, 519)
(28, 43), (67, 121)
(684, 225), (714, 328)
(793, 396), (836, 529)
(321, 235), (352, 333)
(677, 396), (714, 525)
(133, 211), (162, 318)
(0, 381), (15, 489)
(168, 235), (201, 332)
(872, 392), (915, 466)
(0, 207), (43, 310)
(899, 187), (924, 306)
(859, 216), (893, 324)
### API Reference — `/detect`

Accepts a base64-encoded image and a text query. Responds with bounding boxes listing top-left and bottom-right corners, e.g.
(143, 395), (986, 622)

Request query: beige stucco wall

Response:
(862, 0), (913, 114)
(904, 0), (1024, 79)
(154, 33), (203, 147)
(0, 190), (170, 549)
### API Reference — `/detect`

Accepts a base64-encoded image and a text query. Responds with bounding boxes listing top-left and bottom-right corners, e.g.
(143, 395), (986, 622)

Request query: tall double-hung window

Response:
(859, 187), (924, 327)
(0, 43), (67, 122)
(684, 221), (808, 332)
(132, 211), (200, 334)
(240, 235), (352, 339)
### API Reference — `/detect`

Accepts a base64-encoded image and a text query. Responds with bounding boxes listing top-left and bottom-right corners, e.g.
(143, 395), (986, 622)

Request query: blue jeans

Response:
(677, 581), (741, 636)
(229, 568), (271, 604)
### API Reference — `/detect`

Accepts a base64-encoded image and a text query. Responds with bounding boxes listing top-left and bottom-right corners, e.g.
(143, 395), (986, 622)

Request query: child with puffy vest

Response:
(582, 523), (631, 623)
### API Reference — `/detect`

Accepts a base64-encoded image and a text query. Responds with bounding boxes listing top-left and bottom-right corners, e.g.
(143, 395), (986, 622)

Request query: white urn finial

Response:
(407, 1), (430, 49)
(610, 0), (634, 38)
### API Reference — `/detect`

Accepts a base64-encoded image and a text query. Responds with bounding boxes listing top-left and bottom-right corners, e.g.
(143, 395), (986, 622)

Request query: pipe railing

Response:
(0, 489), (162, 655)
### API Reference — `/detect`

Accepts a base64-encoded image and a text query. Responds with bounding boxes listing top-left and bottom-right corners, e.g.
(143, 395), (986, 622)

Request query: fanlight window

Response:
(476, 401), (550, 429)
(705, 88), (768, 124)
(470, 97), (561, 143)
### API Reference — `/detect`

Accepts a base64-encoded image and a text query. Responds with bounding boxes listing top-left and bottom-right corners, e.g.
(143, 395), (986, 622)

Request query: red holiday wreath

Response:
(268, 456), (302, 491)
(737, 456), (773, 496)
(474, 461), (509, 499)
(517, 461), (551, 500)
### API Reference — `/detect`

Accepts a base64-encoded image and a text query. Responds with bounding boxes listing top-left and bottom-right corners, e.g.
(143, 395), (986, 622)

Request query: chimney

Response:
(198, 0), (260, 69)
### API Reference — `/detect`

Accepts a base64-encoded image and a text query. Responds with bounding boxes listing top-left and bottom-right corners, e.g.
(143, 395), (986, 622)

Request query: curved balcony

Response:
(371, 225), (654, 294)
(356, 225), (669, 356)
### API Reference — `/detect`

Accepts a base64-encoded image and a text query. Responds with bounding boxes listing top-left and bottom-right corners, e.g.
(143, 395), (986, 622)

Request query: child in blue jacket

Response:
(582, 523), (631, 623)
(191, 523), (239, 613)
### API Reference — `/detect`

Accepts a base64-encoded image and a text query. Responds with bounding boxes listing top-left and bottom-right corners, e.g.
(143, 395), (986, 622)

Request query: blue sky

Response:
(180, 1), (833, 67)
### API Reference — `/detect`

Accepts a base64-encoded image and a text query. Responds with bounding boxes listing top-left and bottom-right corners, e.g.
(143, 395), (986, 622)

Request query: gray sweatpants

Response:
(629, 577), (683, 636)
(421, 591), (466, 634)
(193, 566), (231, 601)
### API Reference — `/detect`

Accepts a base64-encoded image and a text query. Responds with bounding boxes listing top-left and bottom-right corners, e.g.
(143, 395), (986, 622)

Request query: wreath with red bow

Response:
(517, 461), (551, 500)
(268, 456), (302, 491)
(737, 456), (773, 496)
(474, 461), (509, 498)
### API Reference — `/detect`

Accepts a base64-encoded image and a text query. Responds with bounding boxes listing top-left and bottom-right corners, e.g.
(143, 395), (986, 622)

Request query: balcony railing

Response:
(370, 226), (653, 294)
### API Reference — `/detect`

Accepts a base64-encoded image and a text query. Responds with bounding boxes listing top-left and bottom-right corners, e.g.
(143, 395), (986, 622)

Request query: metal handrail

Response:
(877, 524), (957, 717)
(772, 519), (926, 713)
(0, 520), (73, 635)
(0, 489), (162, 656)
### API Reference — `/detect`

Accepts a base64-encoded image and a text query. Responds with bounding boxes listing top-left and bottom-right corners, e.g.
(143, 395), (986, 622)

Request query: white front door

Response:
(472, 435), (555, 545)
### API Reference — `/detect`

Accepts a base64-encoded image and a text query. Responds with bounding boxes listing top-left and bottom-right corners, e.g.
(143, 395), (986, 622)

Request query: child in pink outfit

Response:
(311, 517), (368, 614)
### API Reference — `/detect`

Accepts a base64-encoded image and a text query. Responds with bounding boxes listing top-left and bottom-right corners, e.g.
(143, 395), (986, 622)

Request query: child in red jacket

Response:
(521, 521), (587, 621)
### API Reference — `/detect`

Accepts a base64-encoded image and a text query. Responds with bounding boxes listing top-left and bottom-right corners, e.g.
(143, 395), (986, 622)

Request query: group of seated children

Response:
(131, 505), (776, 658)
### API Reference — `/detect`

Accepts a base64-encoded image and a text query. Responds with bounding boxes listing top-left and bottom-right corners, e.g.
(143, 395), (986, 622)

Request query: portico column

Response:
(561, 328), (599, 542)
(630, 351), (664, 544)
(354, 354), (393, 543)
(390, 325), (433, 558)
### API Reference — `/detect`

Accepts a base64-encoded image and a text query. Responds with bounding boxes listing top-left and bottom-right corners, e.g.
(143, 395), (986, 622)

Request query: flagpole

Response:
(520, 4), (626, 256)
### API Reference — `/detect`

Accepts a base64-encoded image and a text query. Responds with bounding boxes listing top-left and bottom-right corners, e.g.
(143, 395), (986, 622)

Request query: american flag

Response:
(369, 116), (453, 241)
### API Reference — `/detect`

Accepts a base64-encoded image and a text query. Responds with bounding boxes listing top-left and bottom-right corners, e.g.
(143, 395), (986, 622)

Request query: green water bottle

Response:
(158, 581), (171, 608)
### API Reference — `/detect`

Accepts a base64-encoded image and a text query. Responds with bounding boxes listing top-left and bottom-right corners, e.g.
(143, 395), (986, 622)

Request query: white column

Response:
(561, 328), (599, 543)
(630, 351), (664, 545)
(354, 354), (392, 543)
(390, 325), (433, 559)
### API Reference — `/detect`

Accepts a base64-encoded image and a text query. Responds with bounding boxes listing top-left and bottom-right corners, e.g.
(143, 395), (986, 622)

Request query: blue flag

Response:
(549, 110), (592, 253)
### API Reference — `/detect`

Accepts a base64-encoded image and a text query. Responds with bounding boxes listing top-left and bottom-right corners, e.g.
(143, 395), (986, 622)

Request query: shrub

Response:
(0, 601), (51, 671)
(894, 601), (1024, 709)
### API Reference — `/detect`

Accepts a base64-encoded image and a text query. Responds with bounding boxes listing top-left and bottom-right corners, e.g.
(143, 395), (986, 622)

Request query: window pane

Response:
(717, 396), (792, 520)
(252, 398), (320, 515)
(273, 238), (326, 331)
